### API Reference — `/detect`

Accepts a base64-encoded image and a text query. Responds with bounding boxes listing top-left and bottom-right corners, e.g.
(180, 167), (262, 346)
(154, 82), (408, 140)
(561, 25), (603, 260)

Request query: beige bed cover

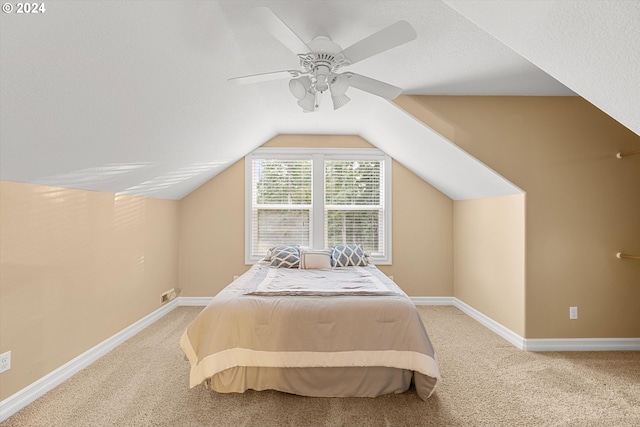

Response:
(180, 263), (440, 400)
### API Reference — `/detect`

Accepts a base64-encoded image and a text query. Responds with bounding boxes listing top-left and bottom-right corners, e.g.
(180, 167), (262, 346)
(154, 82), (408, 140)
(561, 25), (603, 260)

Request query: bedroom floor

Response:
(2, 305), (639, 426)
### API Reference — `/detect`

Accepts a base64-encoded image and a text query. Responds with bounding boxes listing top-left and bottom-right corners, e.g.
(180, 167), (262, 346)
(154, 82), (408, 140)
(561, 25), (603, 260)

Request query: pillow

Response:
(263, 244), (300, 262)
(299, 249), (332, 269)
(331, 244), (368, 267)
(269, 245), (300, 268)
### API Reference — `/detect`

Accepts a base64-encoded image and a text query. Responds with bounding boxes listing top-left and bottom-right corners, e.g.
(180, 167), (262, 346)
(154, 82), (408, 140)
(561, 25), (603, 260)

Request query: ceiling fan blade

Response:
(254, 7), (311, 55)
(341, 21), (417, 65)
(345, 73), (403, 100)
(228, 70), (297, 85)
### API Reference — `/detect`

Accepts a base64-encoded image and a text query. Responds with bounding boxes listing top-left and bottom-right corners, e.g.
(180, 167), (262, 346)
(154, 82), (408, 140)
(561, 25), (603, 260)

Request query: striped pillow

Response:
(299, 249), (332, 269)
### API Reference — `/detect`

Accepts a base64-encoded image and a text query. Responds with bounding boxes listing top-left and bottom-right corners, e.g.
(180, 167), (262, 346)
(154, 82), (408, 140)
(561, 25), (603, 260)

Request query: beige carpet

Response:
(2, 306), (639, 426)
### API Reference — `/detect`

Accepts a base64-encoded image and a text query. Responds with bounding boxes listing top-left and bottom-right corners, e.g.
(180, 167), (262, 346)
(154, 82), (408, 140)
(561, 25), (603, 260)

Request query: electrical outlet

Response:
(388, 275), (394, 281)
(569, 306), (578, 320)
(0, 351), (11, 374)
(233, 276), (239, 281)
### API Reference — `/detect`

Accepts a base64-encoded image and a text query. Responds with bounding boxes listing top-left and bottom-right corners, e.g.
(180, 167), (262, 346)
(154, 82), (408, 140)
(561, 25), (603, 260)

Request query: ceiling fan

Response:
(228, 7), (417, 112)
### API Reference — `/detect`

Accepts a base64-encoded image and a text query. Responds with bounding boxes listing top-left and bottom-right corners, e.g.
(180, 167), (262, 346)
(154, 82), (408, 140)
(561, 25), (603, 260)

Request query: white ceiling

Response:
(1, 1), (636, 200)
(444, 0), (640, 137)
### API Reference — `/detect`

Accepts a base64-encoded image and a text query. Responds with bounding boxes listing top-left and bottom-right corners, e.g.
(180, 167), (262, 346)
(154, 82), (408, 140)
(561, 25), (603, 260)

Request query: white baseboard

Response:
(411, 296), (525, 349)
(178, 296), (213, 306)
(0, 299), (179, 422)
(3, 295), (638, 422)
(413, 297), (640, 352)
(410, 296), (455, 306)
(524, 338), (640, 351)
(452, 298), (526, 350)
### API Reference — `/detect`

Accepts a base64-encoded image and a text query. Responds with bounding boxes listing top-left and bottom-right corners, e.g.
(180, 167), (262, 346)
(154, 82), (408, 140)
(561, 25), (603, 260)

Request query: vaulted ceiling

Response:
(1, 1), (637, 200)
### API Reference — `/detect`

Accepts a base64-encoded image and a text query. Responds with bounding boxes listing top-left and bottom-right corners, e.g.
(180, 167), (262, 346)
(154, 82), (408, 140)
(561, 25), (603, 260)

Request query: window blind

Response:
(250, 159), (312, 256)
(246, 149), (391, 264)
(324, 160), (384, 256)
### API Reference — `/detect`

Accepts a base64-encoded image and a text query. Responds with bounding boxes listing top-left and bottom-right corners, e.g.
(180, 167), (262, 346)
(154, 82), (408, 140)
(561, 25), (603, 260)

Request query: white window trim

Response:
(245, 147), (392, 265)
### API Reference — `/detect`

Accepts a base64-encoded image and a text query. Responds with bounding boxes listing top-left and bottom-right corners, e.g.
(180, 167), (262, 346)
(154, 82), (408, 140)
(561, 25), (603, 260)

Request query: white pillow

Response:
(299, 249), (332, 269)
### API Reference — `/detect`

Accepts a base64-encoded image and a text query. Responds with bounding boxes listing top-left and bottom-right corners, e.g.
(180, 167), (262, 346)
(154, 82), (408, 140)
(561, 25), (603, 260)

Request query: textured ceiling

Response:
(0, 1), (635, 200)
(444, 0), (640, 136)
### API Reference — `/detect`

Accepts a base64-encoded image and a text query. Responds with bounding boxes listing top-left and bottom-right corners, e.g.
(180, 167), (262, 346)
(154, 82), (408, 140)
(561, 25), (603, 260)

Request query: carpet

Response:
(2, 306), (638, 426)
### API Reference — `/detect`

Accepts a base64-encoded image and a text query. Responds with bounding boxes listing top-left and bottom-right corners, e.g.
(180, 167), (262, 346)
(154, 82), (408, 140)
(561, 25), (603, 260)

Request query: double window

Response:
(245, 148), (391, 264)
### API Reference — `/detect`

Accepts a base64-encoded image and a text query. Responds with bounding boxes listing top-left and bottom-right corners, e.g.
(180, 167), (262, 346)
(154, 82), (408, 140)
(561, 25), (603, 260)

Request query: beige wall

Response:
(4, 97), (636, 403)
(453, 194), (526, 336)
(396, 95), (640, 338)
(378, 157), (452, 296)
(179, 159), (249, 296)
(0, 181), (179, 400)
(179, 134), (453, 297)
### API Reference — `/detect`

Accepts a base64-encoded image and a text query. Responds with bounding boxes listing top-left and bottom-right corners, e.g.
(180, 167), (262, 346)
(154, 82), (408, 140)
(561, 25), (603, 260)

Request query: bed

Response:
(180, 245), (441, 401)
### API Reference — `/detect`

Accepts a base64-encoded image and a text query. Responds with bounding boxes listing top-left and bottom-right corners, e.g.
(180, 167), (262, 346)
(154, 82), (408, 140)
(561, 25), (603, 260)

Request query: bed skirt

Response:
(206, 366), (420, 398)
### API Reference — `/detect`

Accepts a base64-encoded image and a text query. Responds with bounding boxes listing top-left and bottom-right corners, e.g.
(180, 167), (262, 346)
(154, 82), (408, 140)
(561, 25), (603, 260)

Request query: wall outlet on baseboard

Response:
(569, 306), (578, 320)
(388, 275), (394, 281)
(0, 351), (11, 374)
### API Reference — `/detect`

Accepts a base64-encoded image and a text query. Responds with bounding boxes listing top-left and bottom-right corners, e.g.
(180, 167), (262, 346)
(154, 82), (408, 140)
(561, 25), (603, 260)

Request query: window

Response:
(324, 160), (384, 253)
(246, 148), (391, 264)
(250, 158), (312, 256)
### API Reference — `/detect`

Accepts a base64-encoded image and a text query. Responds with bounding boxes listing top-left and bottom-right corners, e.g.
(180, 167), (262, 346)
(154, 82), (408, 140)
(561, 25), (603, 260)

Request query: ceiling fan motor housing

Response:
(299, 36), (349, 91)
(308, 35), (342, 54)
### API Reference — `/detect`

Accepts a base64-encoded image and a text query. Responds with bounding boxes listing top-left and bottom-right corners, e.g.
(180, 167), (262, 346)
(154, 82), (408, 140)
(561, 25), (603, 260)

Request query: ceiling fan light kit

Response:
(331, 93), (351, 110)
(297, 91), (317, 112)
(229, 7), (417, 113)
(330, 73), (350, 96)
(289, 76), (312, 100)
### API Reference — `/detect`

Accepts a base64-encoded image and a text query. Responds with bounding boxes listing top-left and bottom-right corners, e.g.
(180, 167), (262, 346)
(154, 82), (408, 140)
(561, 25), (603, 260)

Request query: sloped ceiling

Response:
(0, 1), (634, 200)
(444, 0), (640, 137)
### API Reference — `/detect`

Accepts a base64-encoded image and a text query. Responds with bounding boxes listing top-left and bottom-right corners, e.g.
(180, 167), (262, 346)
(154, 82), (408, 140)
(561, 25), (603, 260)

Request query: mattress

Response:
(180, 263), (440, 400)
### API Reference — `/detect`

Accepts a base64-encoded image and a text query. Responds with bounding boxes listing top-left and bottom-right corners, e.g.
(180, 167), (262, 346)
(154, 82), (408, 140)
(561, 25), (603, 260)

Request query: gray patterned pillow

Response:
(331, 244), (368, 267)
(270, 245), (301, 268)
